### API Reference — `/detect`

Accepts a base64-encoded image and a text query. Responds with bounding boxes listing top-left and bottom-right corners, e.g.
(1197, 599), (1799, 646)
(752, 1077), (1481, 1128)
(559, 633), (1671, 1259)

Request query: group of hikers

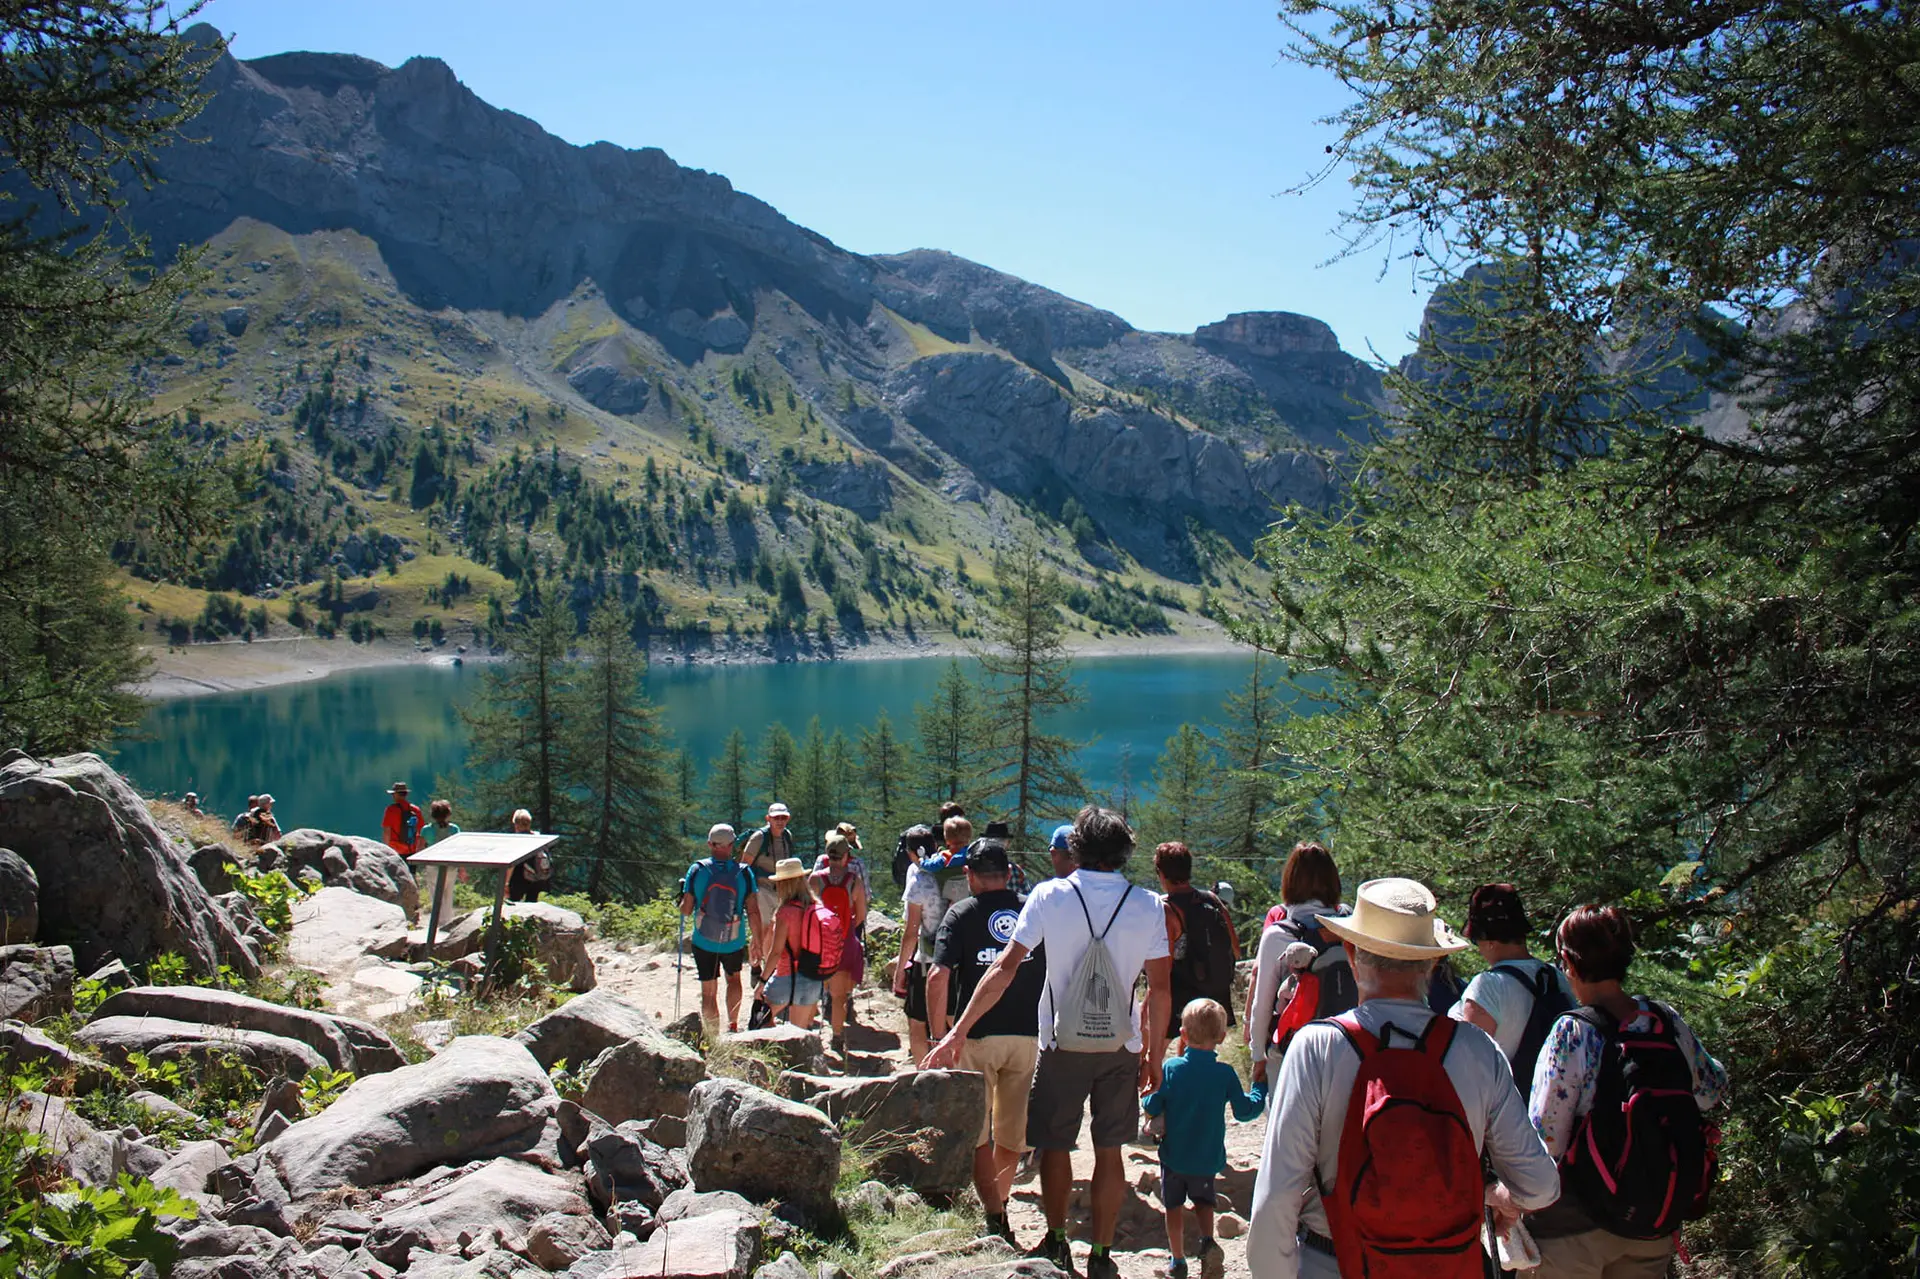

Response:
(677, 801), (1726, 1279)
(376, 782), (553, 923)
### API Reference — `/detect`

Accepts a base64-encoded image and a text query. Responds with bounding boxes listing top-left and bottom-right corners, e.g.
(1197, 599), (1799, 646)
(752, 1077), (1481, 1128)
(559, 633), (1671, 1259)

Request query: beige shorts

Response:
(960, 1034), (1040, 1152)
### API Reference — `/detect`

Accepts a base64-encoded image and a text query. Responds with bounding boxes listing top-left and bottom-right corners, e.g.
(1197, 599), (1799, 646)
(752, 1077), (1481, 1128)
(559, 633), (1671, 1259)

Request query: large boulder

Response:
(362, 1159), (591, 1263)
(260, 1036), (558, 1199)
(724, 1024), (825, 1074)
(261, 829), (419, 918)
(0, 1019), (111, 1085)
(428, 902), (595, 991)
(783, 1070), (984, 1194)
(517, 988), (702, 1077)
(596, 1208), (763, 1279)
(0, 848), (36, 942)
(77, 1014), (328, 1079)
(287, 887), (410, 973)
(582, 1119), (689, 1211)
(581, 1034), (709, 1123)
(0, 943), (74, 1021)
(685, 1079), (840, 1217)
(91, 986), (404, 1075)
(0, 753), (259, 978)
(526, 1209), (612, 1270)
(4, 1091), (120, 1187)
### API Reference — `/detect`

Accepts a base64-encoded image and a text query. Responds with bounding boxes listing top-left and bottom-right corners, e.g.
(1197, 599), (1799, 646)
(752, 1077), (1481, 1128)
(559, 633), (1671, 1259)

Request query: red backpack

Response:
(1324, 1013), (1486, 1279)
(792, 899), (847, 982)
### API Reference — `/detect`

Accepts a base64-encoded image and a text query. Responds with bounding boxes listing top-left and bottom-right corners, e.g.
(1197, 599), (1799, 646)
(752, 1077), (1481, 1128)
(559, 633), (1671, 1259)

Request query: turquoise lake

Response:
(113, 652), (1289, 844)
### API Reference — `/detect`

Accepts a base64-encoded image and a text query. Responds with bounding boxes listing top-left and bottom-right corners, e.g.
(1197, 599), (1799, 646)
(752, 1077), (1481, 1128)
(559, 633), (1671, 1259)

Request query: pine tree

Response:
(707, 729), (752, 833)
(1206, 654), (1284, 865)
(788, 716), (834, 855)
(913, 660), (983, 807)
(755, 721), (798, 812)
(1136, 724), (1217, 852)
(827, 729), (859, 830)
(459, 598), (577, 833)
(0, 6), (231, 752)
(858, 709), (910, 835)
(674, 750), (699, 839)
(973, 535), (1085, 844)
(564, 601), (679, 900)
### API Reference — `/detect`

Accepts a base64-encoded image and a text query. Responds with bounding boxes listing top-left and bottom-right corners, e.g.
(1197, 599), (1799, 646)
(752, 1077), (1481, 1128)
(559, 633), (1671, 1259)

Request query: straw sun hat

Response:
(1316, 878), (1470, 960)
(770, 857), (809, 882)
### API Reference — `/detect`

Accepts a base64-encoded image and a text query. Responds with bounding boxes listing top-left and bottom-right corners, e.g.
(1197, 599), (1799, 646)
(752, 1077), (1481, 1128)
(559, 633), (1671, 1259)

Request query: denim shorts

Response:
(765, 972), (823, 1008)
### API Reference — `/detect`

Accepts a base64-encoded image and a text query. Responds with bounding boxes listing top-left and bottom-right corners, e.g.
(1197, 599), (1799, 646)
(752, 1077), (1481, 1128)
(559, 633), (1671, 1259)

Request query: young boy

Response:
(1142, 998), (1267, 1279)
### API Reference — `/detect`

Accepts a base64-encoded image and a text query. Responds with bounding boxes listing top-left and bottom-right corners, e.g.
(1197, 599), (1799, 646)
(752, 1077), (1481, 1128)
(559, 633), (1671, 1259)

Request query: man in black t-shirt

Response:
(929, 842), (1047, 1246)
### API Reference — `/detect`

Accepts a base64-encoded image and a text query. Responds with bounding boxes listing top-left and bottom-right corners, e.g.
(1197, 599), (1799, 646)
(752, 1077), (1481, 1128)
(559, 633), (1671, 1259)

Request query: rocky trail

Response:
(0, 749), (1265, 1279)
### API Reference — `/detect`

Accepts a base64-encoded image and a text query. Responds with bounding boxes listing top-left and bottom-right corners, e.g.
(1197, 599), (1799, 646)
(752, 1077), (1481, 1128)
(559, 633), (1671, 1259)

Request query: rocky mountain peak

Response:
(1195, 311), (1342, 358)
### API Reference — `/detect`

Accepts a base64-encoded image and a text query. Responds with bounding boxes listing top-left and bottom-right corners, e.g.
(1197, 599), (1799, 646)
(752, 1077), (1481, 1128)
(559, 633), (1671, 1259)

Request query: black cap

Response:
(968, 841), (1011, 876)
(982, 819), (1012, 840)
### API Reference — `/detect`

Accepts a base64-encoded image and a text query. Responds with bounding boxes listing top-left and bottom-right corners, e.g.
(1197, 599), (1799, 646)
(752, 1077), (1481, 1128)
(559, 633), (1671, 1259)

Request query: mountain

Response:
(111, 27), (1385, 652)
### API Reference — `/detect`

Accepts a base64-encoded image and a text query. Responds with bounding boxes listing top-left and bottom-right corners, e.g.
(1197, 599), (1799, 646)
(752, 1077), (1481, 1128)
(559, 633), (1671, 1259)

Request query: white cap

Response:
(708, 823), (736, 843)
(766, 802), (791, 818)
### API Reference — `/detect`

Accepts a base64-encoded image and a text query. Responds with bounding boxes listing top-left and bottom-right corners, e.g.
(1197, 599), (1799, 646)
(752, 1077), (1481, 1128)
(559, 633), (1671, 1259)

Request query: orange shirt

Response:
(383, 801), (424, 855)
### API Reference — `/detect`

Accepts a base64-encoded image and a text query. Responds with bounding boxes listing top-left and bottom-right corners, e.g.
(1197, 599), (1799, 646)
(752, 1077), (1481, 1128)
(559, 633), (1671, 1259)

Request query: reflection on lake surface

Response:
(115, 652), (1286, 845)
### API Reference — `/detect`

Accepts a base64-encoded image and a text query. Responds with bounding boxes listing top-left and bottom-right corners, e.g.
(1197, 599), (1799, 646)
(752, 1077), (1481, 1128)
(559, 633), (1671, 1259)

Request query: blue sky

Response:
(202, 1), (1430, 362)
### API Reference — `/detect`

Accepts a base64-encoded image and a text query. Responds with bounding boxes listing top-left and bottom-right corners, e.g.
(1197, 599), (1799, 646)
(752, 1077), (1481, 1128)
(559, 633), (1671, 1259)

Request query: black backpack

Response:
(891, 823), (938, 889)
(1559, 1001), (1718, 1238)
(1268, 917), (1359, 1049)
(1167, 889), (1237, 1022)
(1483, 962), (1575, 1099)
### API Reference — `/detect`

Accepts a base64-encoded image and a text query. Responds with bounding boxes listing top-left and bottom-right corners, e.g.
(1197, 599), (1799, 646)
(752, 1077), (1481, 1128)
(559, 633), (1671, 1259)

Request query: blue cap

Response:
(1050, 824), (1074, 851)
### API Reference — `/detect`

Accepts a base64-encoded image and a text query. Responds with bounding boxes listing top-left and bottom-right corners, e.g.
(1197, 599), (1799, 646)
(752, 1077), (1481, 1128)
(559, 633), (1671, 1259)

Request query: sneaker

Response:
(1085, 1252), (1120, 1279)
(1197, 1237), (1225, 1279)
(1026, 1233), (1075, 1276)
(1165, 1261), (1190, 1279)
(982, 1212), (1015, 1244)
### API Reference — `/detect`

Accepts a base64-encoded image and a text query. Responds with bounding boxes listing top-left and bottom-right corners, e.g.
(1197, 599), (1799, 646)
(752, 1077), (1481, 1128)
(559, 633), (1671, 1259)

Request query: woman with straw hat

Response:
(755, 858), (825, 1028)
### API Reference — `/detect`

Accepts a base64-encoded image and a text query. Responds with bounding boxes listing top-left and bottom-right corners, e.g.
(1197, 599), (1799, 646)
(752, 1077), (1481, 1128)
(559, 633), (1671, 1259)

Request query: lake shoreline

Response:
(132, 619), (1250, 701)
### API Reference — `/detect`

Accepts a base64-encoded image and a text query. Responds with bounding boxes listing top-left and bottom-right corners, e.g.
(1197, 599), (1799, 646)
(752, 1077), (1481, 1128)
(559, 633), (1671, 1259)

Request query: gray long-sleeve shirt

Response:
(1248, 997), (1561, 1279)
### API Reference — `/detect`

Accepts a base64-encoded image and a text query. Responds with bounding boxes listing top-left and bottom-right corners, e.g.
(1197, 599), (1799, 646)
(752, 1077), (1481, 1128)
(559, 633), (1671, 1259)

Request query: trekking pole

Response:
(674, 907), (685, 1022)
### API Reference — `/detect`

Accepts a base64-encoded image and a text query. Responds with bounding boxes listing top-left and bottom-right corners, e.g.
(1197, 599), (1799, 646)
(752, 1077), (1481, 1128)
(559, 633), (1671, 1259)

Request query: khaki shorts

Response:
(1025, 1047), (1141, 1150)
(960, 1034), (1039, 1151)
(1533, 1229), (1675, 1279)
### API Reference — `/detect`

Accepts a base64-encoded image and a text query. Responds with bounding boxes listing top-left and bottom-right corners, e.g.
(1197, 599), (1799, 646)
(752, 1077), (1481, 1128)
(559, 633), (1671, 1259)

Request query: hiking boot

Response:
(1026, 1233), (1075, 1276)
(1165, 1261), (1190, 1279)
(982, 1212), (1015, 1245)
(1196, 1237), (1225, 1279)
(1085, 1251), (1120, 1279)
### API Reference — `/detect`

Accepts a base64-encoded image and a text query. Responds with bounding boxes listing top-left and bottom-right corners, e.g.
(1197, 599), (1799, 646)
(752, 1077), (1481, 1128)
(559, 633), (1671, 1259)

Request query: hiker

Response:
(755, 857), (842, 1029)
(1143, 997), (1267, 1279)
(925, 805), (1173, 1279)
(417, 799), (461, 923)
(892, 801), (964, 889)
(248, 794), (281, 846)
(232, 795), (260, 838)
(1247, 877), (1560, 1279)
(1449, 882), (1573, 1097)
(1526, 904), (1728, 1277)
(810, 829), (869, 1049)
(1047, 823), (1075, 879)
(894, 814), (977, 1064)
(977, 819), (1031, 896)
(382, 783), (425, 857)
(740, 802), (796, 948)
(506, 808), (551, 902)
(182, 792), (200, 816)
(1156, 842), (1241, 1036)
(1247, 841), (1354, 1083)
(925, 839), (1047, 1246)
(679, 823), (765, 1032)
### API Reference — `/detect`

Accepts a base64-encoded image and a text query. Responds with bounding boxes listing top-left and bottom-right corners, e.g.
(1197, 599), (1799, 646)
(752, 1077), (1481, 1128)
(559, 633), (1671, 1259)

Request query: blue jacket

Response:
(1142, 1047), (1268, 1177)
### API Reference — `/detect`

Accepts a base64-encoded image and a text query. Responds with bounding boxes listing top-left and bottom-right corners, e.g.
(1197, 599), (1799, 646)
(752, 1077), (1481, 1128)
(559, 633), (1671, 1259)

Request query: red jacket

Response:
(383, 801), (424, 855)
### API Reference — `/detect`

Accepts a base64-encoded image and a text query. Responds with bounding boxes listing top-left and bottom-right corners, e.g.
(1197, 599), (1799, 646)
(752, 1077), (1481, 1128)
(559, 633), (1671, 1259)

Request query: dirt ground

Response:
(589, 939), (1264, 1279)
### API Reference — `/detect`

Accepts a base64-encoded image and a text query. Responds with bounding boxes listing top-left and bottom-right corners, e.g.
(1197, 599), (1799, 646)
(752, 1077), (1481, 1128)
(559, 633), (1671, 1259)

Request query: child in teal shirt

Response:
(1142, 997), (1268, 1279)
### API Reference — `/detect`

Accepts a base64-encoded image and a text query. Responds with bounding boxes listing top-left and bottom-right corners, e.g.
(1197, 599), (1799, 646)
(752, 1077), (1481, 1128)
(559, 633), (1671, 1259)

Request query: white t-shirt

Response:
(1448, 958), (1574, 1063)
(903, 859), (971, 961)
(1010, 868), (1170, 1054)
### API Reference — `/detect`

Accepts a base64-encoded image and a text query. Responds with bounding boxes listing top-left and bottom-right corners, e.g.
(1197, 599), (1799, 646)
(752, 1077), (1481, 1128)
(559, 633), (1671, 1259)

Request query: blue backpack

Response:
(696, 859), (744, 946)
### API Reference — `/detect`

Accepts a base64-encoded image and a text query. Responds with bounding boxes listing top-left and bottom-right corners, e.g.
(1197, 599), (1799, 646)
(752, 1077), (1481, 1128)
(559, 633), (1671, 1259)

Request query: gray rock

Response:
(288, 887), (412, 972)
(655, 1188), (759, 1225)
(583, 1119), (688, 1211)
(517, 990), (695, 1075)
(785, 1070), (984, 1194)
(127, 1088), (200, 1125)
(790, 459), (892, 521)
(221, 305), (250, 336)
(76, 1014), (329, 1079)
(662, 1012), (706, 1049)
(152, 1139), (233, 1196)
(0, 944), (74, 1021)
(255, 1110), (291, 1145)
(86, 958), (134, 991)
(0, 753), (259, 978)
(92, 985), (404, 1075)
(172, 1222), (280, 1258)
(0, 1019), (111, 1084)
(875, 1237), (1017, 1279)
(581, 1032), (708, 1124)
(840, 1180), (894, 1218)
(949, 1262), (1068, 1279)
(684, 1079), (839, 1217)
(0, 848), (36, 942)
(635, 1113), (687, 1149)
(222, 1195), (294, 1236)
(363, 1159), (590, 1260)
(525, 1210), (613, 1271)
(188, 845), (236, 895)
(4, 1092), (120, 1187)
(262, 1036), (557, 1197)
(754, 1251), (811, 1279)
(253, 1076), (305, 1141)
(263, 830), (419, 917)
(186, 315), (211, 347)
(499, 901), (596, 992)
(723, 1024), (824, 1074)
(593, 1208), (762, 1279)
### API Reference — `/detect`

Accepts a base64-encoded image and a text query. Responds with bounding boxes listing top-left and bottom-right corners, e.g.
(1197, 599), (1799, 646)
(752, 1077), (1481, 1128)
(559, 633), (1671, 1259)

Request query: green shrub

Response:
(545, 890), (681, 947)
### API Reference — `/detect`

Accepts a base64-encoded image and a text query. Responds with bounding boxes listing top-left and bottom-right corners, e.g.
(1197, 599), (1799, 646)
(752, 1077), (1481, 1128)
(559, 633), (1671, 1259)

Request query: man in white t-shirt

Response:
(1447, 882), (1574, 1087)
(925, 806), (1171, 1279)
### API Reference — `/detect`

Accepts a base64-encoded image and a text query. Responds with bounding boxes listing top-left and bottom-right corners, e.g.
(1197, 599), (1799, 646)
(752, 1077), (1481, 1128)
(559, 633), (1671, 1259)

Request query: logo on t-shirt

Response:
(988, 908), (1019, 945)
